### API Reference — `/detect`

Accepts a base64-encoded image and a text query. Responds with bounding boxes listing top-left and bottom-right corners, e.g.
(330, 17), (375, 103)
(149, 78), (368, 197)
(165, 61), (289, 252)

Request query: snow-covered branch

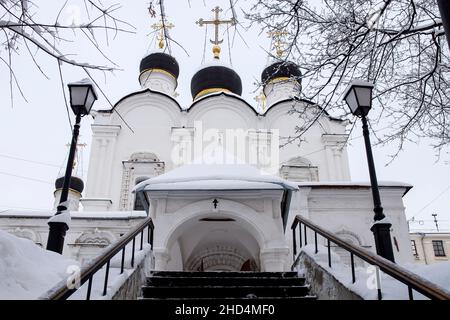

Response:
(246, 0), (450, 156)
(0, 0), (134, 105)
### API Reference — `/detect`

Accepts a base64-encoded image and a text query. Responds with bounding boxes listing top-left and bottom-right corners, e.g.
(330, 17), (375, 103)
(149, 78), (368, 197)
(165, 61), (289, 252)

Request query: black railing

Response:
(291, 215), (450, 300)
(40, 216), (154, 300)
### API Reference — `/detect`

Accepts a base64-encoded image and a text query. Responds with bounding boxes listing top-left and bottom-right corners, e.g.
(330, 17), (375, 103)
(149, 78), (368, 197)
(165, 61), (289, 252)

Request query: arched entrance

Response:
(163, 214), (262, 272)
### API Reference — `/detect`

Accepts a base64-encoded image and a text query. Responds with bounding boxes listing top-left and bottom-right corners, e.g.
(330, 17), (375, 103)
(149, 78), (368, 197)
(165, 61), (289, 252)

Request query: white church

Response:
(0, 12), (415, 275)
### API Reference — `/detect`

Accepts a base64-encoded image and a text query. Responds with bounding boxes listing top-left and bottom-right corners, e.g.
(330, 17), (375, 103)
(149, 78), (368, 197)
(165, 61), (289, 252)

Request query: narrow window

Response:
(133, 177), (148, 211)
(432, 240), (446, 257)
(411, 240), (418, 257)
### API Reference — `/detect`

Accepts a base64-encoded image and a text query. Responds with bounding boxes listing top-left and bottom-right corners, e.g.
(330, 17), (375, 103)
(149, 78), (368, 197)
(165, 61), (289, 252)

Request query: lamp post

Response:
(343, 80), (395, 263)
(437, 0), (450, 52)
(46, 79), (97, 254)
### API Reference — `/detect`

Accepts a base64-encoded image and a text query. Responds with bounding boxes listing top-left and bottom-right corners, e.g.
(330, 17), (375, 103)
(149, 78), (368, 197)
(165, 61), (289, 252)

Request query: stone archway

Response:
(157, 206), (265, 272)
(165, 217), (262, 272)
(152, 198), (290, 272)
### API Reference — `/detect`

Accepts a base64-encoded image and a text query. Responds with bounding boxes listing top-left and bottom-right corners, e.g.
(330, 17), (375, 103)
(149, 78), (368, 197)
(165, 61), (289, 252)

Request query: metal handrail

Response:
(40, 216), (154, 300)
(292, 215), (450, 300)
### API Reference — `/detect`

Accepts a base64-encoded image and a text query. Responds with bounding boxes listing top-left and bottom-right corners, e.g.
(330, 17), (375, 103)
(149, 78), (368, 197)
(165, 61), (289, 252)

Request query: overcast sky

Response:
(0, 0), (449, 231)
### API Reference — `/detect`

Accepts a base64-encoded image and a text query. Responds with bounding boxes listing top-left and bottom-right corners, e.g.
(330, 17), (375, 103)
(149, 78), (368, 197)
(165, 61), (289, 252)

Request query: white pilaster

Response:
(260, 247), (290, 271)
(83, 125), (121, 209)
(322, 134), (350, 181)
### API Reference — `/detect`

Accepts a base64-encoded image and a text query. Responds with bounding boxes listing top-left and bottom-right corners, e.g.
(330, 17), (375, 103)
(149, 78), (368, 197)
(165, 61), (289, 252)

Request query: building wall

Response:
(0, 183), (414, 266)
(286, 184), (414, 265)
(0, 213), (145, 264)
(82, 91), (351, 211)
(410, 233), (450, 265)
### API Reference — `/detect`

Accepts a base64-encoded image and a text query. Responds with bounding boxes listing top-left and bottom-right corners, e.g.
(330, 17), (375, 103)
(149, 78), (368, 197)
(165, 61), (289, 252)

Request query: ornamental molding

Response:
(74, 229), (116, 247)
(91, 124), (122, 136)
(8, 227), (41, 244)
(321, 134), (349, 146)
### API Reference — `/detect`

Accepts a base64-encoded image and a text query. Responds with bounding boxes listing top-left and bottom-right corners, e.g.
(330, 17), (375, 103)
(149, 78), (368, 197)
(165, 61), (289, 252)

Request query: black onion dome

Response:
(191, 65), (242, 99)
(261, 61), (301, 86)
(55, 176), (84, 193)
(139, 52), (179, 79)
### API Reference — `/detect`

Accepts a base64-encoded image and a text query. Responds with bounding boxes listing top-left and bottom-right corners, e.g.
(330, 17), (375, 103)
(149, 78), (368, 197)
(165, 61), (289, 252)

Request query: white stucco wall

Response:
(286, 184), (414, 265)
(83, 90), (351, 211)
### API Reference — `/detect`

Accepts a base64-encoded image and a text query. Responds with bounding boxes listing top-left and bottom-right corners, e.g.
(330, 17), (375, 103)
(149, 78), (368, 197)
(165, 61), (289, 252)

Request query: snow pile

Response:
(134, 163), (299, 192)
(298, 245), (450, 300)
(0, 230), (79, 299)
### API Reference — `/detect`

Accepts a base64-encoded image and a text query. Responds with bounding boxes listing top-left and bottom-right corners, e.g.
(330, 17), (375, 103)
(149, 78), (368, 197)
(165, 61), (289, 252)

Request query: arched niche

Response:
(332, 229), (365, 267)
(119, 152), (165, 210)
(162, 207), (266, 272)
(280, 156), (319, 182)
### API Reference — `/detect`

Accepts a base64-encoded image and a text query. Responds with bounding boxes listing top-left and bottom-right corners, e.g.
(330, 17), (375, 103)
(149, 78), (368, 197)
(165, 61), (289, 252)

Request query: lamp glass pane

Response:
(355, 86), (372, 108)
(69, 86), (88, 106)
(84, 88), (96, 114)
(344, 89), (358, 115)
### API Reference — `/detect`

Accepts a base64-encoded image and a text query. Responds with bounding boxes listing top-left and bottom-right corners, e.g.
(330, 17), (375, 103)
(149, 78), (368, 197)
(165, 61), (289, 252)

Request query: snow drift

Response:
(0, 230), (78, 299)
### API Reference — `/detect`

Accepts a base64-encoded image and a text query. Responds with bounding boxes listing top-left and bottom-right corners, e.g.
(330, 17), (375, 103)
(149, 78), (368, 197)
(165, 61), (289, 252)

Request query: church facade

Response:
(0, 38), (414, 270)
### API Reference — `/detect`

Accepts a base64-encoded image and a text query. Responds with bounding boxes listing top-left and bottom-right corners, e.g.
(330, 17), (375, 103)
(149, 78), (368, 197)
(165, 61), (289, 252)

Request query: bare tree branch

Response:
(245, 0), (450, 157)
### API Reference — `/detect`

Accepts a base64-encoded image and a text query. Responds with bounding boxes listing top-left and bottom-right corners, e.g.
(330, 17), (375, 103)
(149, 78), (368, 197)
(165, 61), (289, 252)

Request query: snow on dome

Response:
(193, 59), (234, 74)
(139, 51), (179, 78)
(134, 163), (298, 192)
(0, 230), (78, 299)
(191, 58), (242, 99)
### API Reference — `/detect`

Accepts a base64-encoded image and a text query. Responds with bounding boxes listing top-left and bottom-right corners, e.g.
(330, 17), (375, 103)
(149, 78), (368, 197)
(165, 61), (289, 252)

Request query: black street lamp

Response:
(437, 0), (450, 52)
(343, 80), (395, 263)
(46, 79), (97, 254)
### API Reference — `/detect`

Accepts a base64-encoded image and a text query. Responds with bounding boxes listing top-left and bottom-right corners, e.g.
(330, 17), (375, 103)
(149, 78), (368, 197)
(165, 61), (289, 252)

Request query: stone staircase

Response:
(140, 271), (316, 302)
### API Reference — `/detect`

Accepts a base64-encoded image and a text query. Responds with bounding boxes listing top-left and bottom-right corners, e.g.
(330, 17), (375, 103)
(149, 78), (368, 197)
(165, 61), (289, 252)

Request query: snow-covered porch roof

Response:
(134, 163), (299, 191)
(134, 163), (299, 230)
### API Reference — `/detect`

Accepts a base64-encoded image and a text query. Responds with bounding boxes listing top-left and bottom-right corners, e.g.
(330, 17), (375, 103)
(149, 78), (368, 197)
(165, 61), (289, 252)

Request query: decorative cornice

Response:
(322, 134), (349, 146)
(91, 124), (122, 136)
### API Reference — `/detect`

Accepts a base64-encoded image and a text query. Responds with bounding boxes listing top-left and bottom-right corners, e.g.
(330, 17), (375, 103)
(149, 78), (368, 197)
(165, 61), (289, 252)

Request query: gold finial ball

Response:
(213, 45), (221, 58)
(276, 48), (283, 58)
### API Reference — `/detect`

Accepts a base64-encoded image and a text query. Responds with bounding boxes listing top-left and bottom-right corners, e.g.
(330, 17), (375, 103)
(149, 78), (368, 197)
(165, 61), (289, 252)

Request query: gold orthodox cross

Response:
(196, 6), (237, 58)
(151, 20), (174, 49)
(268, 29), (288, 58)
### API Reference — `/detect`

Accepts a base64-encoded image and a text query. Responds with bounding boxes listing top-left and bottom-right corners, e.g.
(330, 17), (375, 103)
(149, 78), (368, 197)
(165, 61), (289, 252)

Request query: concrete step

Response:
(139, 296), (317, 301)
(149, 271), (299, 278)
(141, 285), (310, 299)
(146, 275), (306, 287)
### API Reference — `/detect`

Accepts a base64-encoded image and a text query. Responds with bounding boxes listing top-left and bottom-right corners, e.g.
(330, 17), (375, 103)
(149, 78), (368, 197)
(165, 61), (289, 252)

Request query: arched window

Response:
(119, 152), (165, 211)
(133, 177), (148, 211)
(280, 156), (319, 182)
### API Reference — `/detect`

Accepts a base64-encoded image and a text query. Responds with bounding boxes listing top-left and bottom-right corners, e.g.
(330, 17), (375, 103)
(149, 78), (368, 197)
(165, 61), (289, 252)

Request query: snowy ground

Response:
(0, 229), (79, 299)
(297, 244), (450, 300)
(0, 229), (151, 300)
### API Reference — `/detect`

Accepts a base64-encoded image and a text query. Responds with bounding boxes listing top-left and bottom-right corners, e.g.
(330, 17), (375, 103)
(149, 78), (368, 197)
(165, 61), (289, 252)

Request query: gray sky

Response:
(0, 0), (449, 231)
